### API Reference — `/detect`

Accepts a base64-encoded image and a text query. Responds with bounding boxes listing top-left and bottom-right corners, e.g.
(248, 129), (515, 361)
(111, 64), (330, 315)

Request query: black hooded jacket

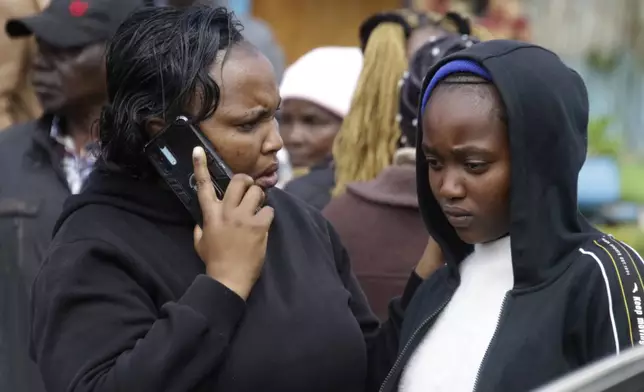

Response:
(379, 40), (644, 392)
(29, 168), (414, 392)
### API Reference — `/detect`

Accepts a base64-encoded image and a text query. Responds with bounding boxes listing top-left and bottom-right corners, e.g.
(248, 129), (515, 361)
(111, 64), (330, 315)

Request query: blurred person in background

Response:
(290, 9), (490, 211)
(324, 33), (478, 320)
(330, 10), (491, 199)
(0, 0), (49, 130)
(29, 7), (440, 391)
(380, 40), (644, 392)
(280, 47), (363, 209)
(0, 0), (142, 391)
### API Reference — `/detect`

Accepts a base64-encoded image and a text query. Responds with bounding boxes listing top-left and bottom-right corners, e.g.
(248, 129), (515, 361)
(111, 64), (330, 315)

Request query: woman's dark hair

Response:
(99, 6), (244, 177)
(397, 34), (479, 148)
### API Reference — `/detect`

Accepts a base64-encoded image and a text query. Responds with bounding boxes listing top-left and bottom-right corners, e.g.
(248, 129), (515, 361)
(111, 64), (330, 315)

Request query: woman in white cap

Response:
(279, 47), (363, 207)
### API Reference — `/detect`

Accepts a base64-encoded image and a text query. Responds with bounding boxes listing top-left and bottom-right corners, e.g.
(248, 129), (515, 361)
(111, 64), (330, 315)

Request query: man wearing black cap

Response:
(0, 1), (142, 391)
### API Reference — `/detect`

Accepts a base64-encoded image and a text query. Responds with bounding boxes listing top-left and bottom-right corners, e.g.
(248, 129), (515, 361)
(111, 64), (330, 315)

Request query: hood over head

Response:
(416, 40), (597, 288)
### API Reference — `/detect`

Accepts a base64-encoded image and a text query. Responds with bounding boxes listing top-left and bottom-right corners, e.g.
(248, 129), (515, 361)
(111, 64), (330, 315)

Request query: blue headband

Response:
(420, 59), (492, 114)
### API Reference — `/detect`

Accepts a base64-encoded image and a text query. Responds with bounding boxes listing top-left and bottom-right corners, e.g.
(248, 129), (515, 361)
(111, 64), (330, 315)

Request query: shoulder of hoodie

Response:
(570, 234), (644, 348)
(46, 187), (343, 265)
(567, 234), (644, 330)
(571, 234), (644, 285)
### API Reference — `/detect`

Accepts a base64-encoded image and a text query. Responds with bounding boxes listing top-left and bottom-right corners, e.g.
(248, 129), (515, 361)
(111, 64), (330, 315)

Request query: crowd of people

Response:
(1, 0), (643, 391)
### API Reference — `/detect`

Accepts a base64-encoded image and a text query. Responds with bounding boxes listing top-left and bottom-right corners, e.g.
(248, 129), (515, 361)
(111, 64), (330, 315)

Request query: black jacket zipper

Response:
(378, 297), (452, 392)
(472, 292), (510, 392)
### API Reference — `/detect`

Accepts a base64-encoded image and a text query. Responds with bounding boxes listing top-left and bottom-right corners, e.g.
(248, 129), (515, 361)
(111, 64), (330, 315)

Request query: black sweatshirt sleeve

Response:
(326, 222), (423, 392)
(30, 238), (245, 392)
(580, 236), (644, 362)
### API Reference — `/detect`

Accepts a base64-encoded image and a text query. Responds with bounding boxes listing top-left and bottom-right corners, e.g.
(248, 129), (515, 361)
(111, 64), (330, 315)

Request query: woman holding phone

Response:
(29, 6), (442, 392)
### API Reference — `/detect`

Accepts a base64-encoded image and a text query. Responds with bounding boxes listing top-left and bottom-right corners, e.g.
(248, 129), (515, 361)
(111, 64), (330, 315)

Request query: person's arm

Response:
(579, 237), (644, 362)
(326, 221), (442, 391)
(31, 238), (246, 392)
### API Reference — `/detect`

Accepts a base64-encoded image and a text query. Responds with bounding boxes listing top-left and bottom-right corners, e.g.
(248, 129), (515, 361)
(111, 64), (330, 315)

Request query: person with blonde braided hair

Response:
(331, 10), (491, 197)
(286, 9), (489, 210)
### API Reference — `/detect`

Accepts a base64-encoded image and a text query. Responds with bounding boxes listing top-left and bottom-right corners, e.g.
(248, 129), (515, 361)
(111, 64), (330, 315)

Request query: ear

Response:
(145, 118), (166, 138)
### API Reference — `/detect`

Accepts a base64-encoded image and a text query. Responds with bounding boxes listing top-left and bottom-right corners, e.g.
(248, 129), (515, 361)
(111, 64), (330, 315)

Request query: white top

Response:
(400, 236), (514, 392)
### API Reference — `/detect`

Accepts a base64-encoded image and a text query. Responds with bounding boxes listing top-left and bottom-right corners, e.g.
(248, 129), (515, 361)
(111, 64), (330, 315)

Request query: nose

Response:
(263, 120), (284, 155)
(438, 167), (466, 201)
(287, 123), (307, 145)
(32, 50), (55, 74)
(33, 52), (48, 70)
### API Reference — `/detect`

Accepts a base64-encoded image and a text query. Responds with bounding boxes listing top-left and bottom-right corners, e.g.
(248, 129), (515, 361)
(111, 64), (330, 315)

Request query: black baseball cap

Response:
(6, 0), (144, 48)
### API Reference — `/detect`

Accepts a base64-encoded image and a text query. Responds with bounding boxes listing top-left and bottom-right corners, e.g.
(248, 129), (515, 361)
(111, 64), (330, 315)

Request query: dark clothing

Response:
(380, 40), (644, 391)
(283, 160), (335, 210)
(0, 117), (66, 392)
(30, 168), (418, 392)
(323, 165), (427, 320)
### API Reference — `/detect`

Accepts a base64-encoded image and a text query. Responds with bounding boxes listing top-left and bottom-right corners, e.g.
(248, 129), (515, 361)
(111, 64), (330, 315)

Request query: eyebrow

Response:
(241, 98), (281, 122)
(422, 144), (492, 156)
(452, 145), (491, 155)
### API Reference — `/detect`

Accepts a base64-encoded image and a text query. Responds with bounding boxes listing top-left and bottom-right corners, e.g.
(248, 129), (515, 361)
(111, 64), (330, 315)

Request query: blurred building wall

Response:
(525, 0), (644, 152)
(252, 0), (401, 65)
(411, 0), (644, 152)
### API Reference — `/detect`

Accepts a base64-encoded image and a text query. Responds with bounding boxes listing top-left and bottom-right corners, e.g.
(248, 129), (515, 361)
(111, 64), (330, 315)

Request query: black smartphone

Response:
(144, 116), (233, 226)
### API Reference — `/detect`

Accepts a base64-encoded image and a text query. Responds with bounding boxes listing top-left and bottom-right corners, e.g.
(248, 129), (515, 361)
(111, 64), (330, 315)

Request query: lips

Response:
(254, 162), (279, 189)
(442, 205), (474, 229)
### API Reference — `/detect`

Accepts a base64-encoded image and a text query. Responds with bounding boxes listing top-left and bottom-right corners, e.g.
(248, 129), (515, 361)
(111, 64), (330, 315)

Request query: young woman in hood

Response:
(379, 40), (644, 392)
(323, 34), (478, 320)
(28, 7), (436, 392)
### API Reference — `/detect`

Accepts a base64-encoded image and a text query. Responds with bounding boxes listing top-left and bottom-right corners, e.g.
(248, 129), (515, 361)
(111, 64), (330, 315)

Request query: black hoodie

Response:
(29, 168), (414, 392)
(379, 40), (644, 392)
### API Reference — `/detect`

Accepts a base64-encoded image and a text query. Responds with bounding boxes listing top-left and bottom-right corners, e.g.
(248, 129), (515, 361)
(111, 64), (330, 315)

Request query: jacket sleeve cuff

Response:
(401, 271), (423, 310)
(179, 274), (246, 328)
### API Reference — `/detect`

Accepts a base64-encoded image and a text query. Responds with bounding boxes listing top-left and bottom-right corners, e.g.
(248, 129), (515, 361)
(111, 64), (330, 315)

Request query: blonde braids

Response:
(332, 22), (408, 196)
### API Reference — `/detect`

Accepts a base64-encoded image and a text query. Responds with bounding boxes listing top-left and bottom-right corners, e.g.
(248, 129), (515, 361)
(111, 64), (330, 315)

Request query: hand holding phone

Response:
(144, 116), (234, 226)
(191, 147), (274, 300)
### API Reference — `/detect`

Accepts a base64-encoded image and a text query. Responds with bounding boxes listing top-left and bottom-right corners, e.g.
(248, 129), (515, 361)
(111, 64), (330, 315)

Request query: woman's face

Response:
(279, 99), (342, 168)
(421, 83), (511, 244)
(200, 43), (283, 189)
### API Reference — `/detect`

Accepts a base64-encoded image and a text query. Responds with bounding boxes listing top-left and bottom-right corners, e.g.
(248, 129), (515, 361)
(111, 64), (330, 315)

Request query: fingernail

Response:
(192, 146), (204, 162)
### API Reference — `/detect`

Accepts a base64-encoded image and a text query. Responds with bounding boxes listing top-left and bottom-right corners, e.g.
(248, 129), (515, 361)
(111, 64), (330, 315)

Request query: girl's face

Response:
(421, 82), (511, 244)
(200, 43), (284, 189)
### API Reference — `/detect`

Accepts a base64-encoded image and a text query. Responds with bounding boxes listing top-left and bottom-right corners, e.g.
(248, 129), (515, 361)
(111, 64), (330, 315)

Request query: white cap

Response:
(279, 46), (363, 118)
